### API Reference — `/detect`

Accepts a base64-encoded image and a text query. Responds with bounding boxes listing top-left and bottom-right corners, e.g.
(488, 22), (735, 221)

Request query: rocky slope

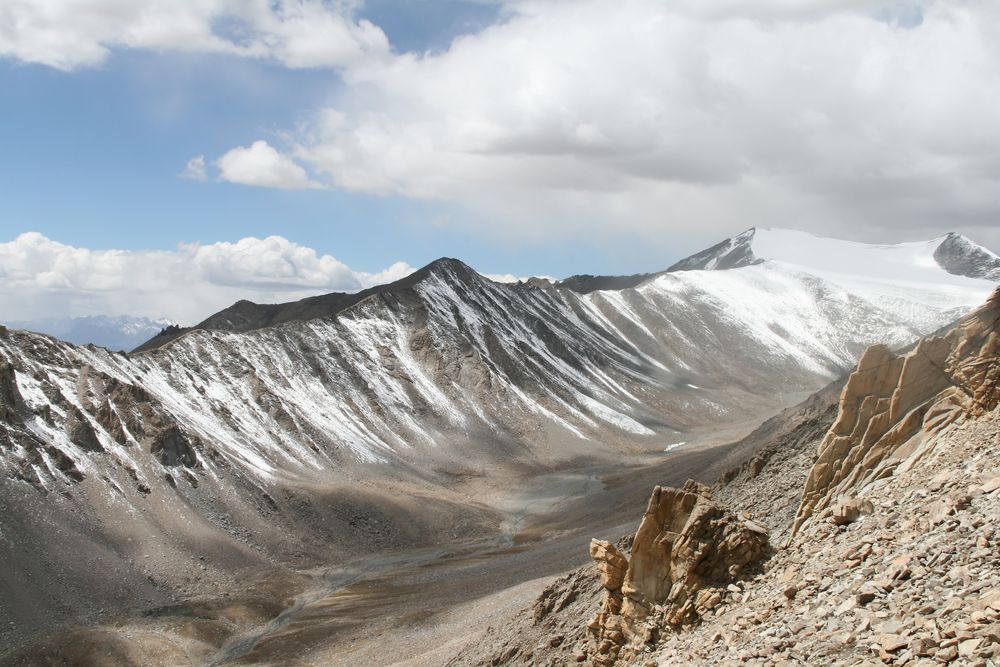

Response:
(458, 286), (1000, 666)
(0, 229), (995, 659)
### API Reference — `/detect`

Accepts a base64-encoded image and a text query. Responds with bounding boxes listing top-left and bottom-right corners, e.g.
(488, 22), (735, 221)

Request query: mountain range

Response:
(2, 315), (174, 352)
(0, 227), (997, 663)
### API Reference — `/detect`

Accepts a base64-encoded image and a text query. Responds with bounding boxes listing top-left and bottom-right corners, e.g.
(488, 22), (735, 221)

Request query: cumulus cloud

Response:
(0, 232), (415, 323)
(0, 0), (390, 71)
(180, 155), (207, 181)
(284, 0), (1000, 251)
(216, 140), (320, 190)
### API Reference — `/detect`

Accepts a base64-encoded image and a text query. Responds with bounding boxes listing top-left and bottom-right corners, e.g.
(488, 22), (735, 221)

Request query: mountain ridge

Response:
(134, 228), (999, 352)
(133, 257), (476, 352)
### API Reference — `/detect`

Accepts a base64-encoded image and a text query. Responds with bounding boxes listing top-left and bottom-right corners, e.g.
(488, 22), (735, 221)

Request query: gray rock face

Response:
(666, 228), (761, 272)
(933, 232), (1000, 281)
(0, 356), (29, 425)
(150, 425), (198, 468)
(65, 407), (103, 453)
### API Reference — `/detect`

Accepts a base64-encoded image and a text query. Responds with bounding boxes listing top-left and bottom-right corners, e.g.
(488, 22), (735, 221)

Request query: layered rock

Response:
(792, 287), (1000, 536)
(586, 480), (769, 665)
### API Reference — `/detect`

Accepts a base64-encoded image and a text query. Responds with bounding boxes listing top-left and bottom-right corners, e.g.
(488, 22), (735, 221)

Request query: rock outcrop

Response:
(0, 356), (29, 425)
(586, 480), (769, 665)
(150, 425), (199, 468)
(65, 406), (104, 452)
(792, 287), (1000, 536)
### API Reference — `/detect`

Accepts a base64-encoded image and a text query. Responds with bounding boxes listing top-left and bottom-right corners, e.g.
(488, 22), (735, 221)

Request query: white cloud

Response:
(6, 0), (1000, 254)
(216, 140), (320, 190)
(180, 155), (207, 181)
(0, 0), (390, 71)
(0, 232), (415, 323)
(280, 0), (1000, 251)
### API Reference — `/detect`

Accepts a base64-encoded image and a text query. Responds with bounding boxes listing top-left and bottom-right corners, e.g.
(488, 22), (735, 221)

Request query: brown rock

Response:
(622, 481), (768, 627)
(878, 633), (908, 652)
(590, 539), (629, 591)
(959, 638), (984, 657)
(832, 497), (873, 526)
(857, 583), (878, 604)
(936, 646), (959, 662)
(979, 469), (1000, 494)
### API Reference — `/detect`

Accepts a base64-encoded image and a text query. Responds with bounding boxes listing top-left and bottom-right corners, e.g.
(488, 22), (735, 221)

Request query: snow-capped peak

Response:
(932, 232), (1000, 281)
(666, 228), (759, 272)
(672, 227), (999, 286)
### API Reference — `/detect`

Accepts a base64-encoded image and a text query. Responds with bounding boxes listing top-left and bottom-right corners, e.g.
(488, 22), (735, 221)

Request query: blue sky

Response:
(0, 1), (592, 278)
(1, 0), (998, 323)
(0, 30), (671, 281)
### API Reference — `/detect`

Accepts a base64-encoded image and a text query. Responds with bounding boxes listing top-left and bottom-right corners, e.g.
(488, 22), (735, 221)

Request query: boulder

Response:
(831, 497), (873, 526)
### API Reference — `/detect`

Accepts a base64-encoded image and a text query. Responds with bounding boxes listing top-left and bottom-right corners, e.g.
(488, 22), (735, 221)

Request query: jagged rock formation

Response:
(792, 287), (1000, 536)
(585, 481), (769, 665)
(666, 229), (760, 272)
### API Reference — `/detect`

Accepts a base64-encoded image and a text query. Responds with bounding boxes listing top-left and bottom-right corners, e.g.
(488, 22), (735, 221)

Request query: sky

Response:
(1, 0), (999, 324)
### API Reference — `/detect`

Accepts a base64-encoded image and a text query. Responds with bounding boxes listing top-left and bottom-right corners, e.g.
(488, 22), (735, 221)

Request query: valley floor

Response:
(4, 420), (759, 666)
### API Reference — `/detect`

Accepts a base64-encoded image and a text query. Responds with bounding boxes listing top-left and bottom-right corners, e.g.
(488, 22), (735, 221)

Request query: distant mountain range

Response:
(3, 315), (174, 351)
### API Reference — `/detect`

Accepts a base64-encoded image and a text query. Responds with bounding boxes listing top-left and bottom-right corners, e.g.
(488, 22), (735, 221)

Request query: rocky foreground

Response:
(456, 287), (1000, 666)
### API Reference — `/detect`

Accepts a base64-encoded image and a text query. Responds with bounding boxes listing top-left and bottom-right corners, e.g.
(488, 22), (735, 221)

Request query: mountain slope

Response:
(5, 241), (991, 489)
(0, 229), (996, 658)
